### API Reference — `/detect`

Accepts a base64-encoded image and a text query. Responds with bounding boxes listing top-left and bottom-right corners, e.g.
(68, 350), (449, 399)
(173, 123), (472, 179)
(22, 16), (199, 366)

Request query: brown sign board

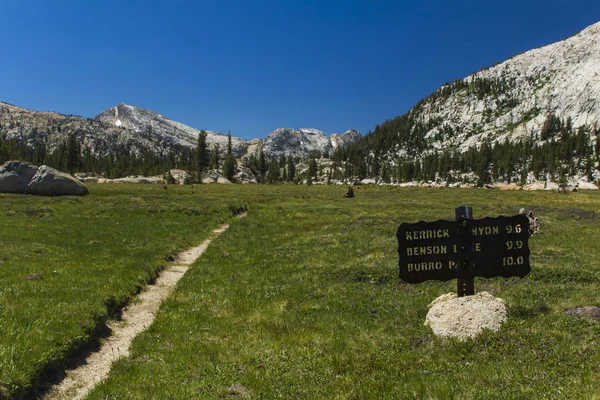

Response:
(397, 214), (530, 284)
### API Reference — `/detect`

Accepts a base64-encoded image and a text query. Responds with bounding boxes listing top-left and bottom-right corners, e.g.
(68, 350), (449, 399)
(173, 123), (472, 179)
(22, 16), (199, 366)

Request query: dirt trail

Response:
(44, 220), (238, 400)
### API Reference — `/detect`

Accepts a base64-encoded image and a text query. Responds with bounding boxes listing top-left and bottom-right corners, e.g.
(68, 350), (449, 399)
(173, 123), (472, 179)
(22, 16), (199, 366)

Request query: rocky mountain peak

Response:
(94, 104), (363, 159)
(262, 127), (362, 157)
(331, 129), (363, 150)
(409, 20), (600, 154)
(95, 103), (254, 156)
(2, 99), (363, 163)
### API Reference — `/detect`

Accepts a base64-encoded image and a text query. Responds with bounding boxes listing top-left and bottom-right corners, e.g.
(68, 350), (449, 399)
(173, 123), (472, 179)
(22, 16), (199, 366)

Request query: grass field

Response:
(2, 184), (600, 399)
(0, 184), (245, 399)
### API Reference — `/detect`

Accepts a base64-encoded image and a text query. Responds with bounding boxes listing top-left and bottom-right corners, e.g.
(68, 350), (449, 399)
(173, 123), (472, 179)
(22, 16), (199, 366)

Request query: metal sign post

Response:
(455, 206), (474, 297)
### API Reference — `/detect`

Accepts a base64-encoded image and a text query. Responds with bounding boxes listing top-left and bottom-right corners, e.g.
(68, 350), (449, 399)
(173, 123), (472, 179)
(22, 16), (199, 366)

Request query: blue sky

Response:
(1, 1), (599, 140)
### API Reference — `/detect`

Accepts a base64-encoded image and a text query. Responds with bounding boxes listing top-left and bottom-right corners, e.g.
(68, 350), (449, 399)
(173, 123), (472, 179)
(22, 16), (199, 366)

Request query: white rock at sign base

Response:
(424, 292), (508, 340)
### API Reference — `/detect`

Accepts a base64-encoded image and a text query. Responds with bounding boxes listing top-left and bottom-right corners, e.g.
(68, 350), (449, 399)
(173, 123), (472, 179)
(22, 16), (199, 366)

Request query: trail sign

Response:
(396, 207), (530, 293)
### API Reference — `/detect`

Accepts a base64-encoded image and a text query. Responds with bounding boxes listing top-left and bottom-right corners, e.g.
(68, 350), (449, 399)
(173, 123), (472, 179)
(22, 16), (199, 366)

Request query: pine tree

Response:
(209, 143), (220, 170)
(308, 158), (318, 178)
(259, 149), (267, 177)
(222, 131), (236, 180)
(65, 134), (80, 174)
(575, 127), (589, 157)
(287, 155), (295, 182)
(196, 130), (208, 178)
(381, 163), (391, 183)
(267, 159), (280, 183)
(371, 151), (382, 178)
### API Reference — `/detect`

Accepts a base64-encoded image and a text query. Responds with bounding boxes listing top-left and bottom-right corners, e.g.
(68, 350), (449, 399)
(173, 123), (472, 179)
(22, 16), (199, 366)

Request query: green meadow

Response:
(0, 184), (243, 399)
(1, 184), (600, 399)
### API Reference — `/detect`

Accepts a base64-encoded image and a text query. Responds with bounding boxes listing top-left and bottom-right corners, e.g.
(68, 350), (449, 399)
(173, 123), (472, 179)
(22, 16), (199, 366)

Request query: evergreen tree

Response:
(209, 143), (220, 170)
(267, 159), (281, 183)
(259, 149), (267, 177)
(381, 163), (391, 183)
(222, 131), (236, 180)
(308, 158), (318, 178)
(65, 134), (80, 174)
(371, 151), (381, 177)
(196, 129), (208, 177)
(287, 155), (296, 182)
(575, 127), (589, 157)
(0, 140), (8, 164)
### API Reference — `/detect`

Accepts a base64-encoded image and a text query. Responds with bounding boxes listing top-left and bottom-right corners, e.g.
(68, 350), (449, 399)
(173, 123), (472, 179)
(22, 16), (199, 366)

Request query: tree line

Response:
(330, 112), (599, 185)
(0, 129), (240, 182)
(2, 113), (599, 185)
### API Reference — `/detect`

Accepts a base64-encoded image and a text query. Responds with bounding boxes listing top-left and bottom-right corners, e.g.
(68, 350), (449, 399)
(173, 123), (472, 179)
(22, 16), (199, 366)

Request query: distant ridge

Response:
(0, 101), (362, 160)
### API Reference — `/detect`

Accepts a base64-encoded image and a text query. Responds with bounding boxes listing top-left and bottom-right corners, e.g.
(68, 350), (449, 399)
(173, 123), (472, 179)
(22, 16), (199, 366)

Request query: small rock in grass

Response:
(565, 307), (600, 321)
(221, 384), (251, 399)
(25, 273), (44, 280)
(424, 291), (508, 340)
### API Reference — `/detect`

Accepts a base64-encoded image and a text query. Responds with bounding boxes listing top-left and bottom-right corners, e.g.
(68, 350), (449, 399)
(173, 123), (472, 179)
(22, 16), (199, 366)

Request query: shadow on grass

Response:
(510, 303), (551, 319)
(529, 205), (600, 222)
(529, 268), (600, 283)
(332, 268), (395, 286)
(18, 263), (168, 400)
(19, 320), (112, 400)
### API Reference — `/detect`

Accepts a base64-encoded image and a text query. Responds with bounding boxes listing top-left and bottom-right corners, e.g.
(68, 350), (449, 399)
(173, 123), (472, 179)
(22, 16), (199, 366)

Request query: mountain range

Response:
(0, 101), (362, 160)
(2, 21), (600, 185)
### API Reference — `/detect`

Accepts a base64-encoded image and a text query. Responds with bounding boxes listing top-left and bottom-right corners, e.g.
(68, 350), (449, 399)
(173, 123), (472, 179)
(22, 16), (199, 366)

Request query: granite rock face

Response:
(0, 161), (38, 193)
(262, 128), (331, 157)
(0, 161), (88, 196)
(330, 129), (363, 150)
(95, 103), (251, 157)
(384, 21), (600, 158)
(27, 165), (89, 196)
(262, 128), (362, 158)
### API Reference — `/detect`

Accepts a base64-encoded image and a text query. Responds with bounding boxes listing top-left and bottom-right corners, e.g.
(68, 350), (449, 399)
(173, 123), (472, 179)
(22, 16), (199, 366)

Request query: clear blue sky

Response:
(1, 0), (598, 140)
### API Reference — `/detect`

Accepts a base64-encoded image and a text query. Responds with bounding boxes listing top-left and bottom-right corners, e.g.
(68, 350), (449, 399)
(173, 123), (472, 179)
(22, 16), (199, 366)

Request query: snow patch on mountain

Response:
(95, 103), (250, 156)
